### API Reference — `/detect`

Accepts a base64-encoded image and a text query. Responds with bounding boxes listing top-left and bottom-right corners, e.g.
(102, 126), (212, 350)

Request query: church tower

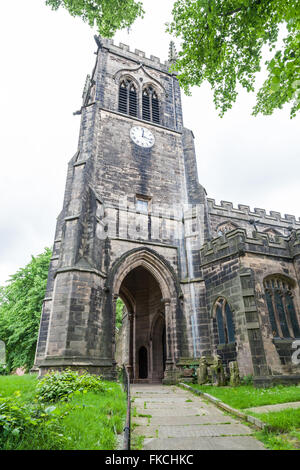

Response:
(35, 36), (300, 386)
(34, 36), (210, 383)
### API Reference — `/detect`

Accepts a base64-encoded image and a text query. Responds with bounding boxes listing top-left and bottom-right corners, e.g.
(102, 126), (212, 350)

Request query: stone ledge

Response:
(99, 106), (182, 135)
(253, 375), (300, 387)
(54, 266), (107, 279)
(179, 383), (266, 430)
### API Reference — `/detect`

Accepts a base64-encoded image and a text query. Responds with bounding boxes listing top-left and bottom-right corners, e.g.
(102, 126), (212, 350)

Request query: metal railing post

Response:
(122, 365), (131, 450)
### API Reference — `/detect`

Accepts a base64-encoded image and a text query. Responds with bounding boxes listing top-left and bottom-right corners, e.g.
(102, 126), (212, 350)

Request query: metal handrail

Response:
(122, 365), (131, 450)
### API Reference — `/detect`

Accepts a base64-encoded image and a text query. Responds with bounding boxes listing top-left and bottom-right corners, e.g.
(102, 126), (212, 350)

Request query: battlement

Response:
(207, 198), (300, 226)
(200, 227), (298, 265)
(95, 36), (172, 73)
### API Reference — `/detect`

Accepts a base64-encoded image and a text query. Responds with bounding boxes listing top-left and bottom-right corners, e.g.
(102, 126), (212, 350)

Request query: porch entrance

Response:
(117, 265), (167, 383)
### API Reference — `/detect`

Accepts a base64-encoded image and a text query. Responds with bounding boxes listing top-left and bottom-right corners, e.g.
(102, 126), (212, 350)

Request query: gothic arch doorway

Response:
(117, 265), (167, 382)
(111, 249), (178, 383)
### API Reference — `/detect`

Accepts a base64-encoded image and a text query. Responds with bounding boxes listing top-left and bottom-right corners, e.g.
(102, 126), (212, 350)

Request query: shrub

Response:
(0, 365), (8, 376)
(241, 374), (253, 386)
(36, 369), (107, 403)
(0, 393), (67, 450)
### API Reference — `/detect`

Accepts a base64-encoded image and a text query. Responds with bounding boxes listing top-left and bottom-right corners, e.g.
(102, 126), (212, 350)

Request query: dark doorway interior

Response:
(119, 265), (167, 382)
(139, 346), (148, 379)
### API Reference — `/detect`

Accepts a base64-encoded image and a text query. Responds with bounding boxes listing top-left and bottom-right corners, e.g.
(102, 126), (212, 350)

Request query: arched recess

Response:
(142, 84), (160, 124)
(118, 75), (139, 117)
(211, 296), (237, 373)
(106, 247), (185, 382)
(150, 312), (166, 381)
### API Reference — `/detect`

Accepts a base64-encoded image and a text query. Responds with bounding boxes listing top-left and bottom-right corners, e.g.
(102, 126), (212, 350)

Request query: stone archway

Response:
(110, 248), (181, 383)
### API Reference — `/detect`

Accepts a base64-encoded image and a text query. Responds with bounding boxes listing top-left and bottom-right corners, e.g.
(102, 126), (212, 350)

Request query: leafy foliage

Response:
(45, 0), (144, 38)
(0, 393), (68, 450)
(0, 248), (52, 372)
(0, 365), (8, 376)
(168, 0), (300, 117)
(36, 369), (107, 403)
(116, 297), (125, 331)
(241, 374), (254, 385)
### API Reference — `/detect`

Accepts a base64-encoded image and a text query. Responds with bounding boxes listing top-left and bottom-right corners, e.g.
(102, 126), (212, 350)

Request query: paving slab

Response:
(142, 436), (266, 451)
(131, 385), (265, 450)
(134, 415), (238, 426)
(134, 423), (254, 438)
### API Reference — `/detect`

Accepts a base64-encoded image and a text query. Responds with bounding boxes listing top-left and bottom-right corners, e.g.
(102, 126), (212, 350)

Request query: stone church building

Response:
(34, 37), (300, 386)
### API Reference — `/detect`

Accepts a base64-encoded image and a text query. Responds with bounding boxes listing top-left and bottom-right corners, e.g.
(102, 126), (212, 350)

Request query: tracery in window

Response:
(118, 79), (137, 117)
(142, 86), (160, 124)
(264, 275), (300, 338)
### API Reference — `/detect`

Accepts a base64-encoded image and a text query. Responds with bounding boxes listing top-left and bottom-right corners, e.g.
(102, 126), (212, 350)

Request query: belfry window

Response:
(264, 276), (300, 338)
(118, 79), (137, 117)
(142, 86), (160, 124)
(214, 298), (235, 345)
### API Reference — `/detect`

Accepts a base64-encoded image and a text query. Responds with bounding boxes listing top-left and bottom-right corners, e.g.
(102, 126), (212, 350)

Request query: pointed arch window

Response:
(118, 79), (137, 117)
(264, 276), (300, 338)
(142, 86), (160, 124)
(214, 298), (235, 345)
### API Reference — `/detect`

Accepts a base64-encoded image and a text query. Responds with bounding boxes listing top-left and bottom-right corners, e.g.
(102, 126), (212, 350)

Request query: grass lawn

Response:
(58, 386), (126, 450)
(0, 374), (126, 450)
(189, 383), (300, 410)
(253, 408), (300, 450)
(0, 374), (37, 402)
(187, 383), (300, 450)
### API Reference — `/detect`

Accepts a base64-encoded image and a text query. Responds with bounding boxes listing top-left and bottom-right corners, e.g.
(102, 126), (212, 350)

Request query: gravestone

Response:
(197, 356), (208, 385)
(211, 354), (226, 386)
(229, 360), (240, 386)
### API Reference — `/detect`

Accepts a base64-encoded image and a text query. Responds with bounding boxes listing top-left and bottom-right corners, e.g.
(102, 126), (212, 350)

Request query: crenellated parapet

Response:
(95, 36), (173, 74)
(290, 229), (300, 257)
(207, 198), (300, 229)
(200, 228), (293, 266)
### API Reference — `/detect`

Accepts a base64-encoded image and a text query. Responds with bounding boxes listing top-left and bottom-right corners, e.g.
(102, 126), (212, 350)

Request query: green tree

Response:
(115, 298), (125, 332)
(167, 0), (300, 117)
(0, 248), (52, 372)
(45, 0), (144, 38)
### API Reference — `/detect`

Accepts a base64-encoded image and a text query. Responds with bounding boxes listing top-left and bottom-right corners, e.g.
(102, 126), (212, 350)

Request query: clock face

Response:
(130, 126), (155, 148)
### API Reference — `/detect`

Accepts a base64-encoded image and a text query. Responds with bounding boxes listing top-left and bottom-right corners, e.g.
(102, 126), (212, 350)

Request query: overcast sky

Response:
(0, 0), (299, 286)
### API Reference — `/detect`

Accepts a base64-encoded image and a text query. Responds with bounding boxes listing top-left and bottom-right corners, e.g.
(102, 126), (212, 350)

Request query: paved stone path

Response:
(246, 401), (300, 414)
(131, 384), (265, 450)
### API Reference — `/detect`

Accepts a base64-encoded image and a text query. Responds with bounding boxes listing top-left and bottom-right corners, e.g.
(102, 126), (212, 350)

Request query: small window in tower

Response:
(136, 195), (151, 214)
(136, 199), (149, 214)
